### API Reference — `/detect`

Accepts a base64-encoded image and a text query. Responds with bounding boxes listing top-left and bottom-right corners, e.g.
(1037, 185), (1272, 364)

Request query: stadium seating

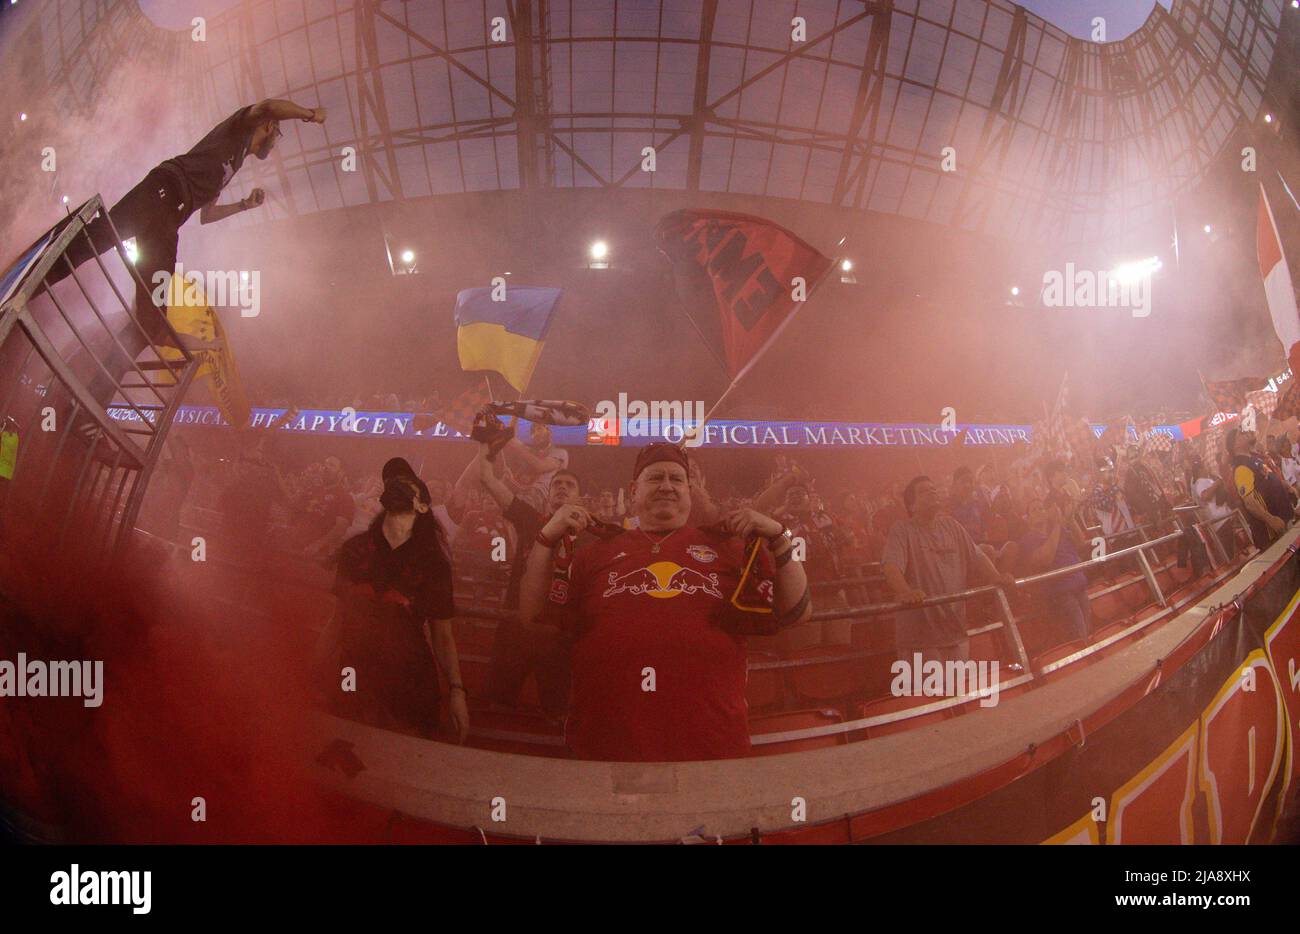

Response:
(744, 653), (785, 712)
(785, 646), (872, 704)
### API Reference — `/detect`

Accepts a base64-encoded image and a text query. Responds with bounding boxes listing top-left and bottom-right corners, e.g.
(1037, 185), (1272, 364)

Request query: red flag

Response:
(1244, 387), (1278, 417)
(655, 210), (832, 380)
(436, 382), (492, 437)
(1204, 377), (1262, 414)
(1258, 184), (1300, 376)
(1149, 432), (1173, 452)
(1276, 380), (1300, 421)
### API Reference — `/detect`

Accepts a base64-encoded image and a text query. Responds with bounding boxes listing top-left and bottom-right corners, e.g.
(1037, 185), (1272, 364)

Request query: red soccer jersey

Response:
(554, 526), (772, 762)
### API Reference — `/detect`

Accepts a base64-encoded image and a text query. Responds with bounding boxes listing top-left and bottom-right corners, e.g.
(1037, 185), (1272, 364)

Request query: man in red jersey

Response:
(518, 443), (812, 761)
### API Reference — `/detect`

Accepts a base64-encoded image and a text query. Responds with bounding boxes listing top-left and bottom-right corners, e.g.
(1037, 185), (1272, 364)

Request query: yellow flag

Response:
(155, 276), (250, 429)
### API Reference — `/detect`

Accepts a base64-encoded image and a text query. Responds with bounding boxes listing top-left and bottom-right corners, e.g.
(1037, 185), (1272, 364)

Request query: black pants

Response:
(45, 166), (186, 351)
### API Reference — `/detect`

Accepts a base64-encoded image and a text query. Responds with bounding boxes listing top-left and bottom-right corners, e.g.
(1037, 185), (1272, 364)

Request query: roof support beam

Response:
(951, 5), (1027, 232)
(237, 0), (298, 215)
(831, 0), (893, 206)
(354, 0), (406, 202)
(686, 0), (718, 191)
(510, 0), (542, 189)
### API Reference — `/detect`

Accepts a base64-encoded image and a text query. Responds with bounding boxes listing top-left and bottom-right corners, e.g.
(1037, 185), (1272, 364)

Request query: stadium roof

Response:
(21, 0), (1290, 244)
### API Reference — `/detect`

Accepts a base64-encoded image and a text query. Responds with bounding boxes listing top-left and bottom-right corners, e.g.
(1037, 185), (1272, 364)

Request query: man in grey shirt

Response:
(881, 475), (1016, 662)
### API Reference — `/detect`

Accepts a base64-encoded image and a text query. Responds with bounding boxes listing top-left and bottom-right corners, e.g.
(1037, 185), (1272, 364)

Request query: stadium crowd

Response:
(148, 414), (1300, 761)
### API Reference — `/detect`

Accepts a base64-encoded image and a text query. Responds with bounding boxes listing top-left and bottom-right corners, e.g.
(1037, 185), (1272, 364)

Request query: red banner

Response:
(655, 210), (832, 380)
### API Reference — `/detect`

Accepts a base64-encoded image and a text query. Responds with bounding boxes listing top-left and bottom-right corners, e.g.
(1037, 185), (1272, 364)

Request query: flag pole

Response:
(1278, 170), (1300, 215)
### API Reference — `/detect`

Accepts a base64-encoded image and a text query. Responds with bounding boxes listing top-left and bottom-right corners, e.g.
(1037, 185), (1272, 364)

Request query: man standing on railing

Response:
(881, 475), (1016, 664)
(44, 99), (326, 357)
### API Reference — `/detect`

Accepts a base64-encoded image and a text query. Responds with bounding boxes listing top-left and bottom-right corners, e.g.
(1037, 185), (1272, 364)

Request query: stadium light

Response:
(1265, 113), (1274, 123)
(123, 238), (139, 265)
(840, 259), (853, 272)
(1010, 286), (1020, 296)
(1203, 224), (1212, 234)
(590, 241), (608, 261)
(400, 249), (415, 264)
(61, 195), (68, 204)
(19, 112), (26, 121)
(1111, 256), (1162, 285)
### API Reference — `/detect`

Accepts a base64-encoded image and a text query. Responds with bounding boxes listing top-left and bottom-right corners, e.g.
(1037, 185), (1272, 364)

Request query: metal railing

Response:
(747, 511), (1255, 745)
(0, 196), (198, 567)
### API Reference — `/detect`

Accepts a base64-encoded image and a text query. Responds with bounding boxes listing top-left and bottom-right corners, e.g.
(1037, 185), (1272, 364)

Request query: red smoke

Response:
(0, 526), (349, 843)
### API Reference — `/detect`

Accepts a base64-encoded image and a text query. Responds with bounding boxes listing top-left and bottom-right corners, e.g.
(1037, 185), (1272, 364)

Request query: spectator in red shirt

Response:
(518, 443), (812, 761)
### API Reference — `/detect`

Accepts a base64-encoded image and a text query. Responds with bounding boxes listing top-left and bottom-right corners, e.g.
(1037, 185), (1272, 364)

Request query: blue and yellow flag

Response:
(454, 286), (561, 392)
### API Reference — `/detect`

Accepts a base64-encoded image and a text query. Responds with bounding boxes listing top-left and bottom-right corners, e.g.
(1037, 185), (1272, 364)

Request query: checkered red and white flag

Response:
(1244, 387), (1279, 417)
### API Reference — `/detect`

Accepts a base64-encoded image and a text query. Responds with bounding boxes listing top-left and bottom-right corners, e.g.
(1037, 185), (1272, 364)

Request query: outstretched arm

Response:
(246, 99), (325, 125)
(199, 189), (265, 225)
(475, 444), (516, 511)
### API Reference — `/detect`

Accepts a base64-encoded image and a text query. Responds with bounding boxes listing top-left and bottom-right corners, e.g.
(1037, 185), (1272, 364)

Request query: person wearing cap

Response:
(381, 455), (478, 560)
(329, 471), (469, 741)
(516, 443), (812, 761)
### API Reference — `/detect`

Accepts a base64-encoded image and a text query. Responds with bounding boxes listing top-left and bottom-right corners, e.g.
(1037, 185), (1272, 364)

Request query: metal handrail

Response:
(1083, 517), (1177, 545)
(1015, 529), (1180, 587)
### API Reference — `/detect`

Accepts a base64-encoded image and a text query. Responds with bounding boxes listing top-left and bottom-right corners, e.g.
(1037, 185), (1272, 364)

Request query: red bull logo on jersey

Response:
(686, 544), (718, 564)
(603, 561), (723, 600)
